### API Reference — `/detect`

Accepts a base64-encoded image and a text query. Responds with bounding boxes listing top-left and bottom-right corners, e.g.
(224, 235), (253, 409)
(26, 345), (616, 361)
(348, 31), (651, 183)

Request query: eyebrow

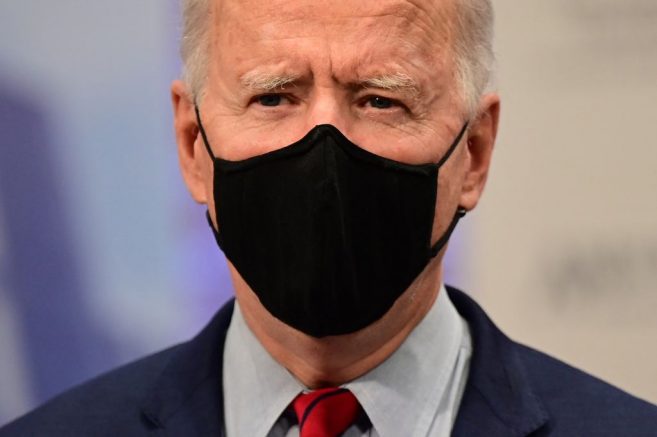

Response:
(358, 73), (421, 98)
(239, 72), (302, 93)
(238, 70), (421, 98)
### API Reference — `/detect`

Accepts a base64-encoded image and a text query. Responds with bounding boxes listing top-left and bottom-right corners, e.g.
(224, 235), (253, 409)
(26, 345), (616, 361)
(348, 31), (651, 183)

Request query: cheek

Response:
(347, 123), (445, 165)
(211, 118), (312, 161)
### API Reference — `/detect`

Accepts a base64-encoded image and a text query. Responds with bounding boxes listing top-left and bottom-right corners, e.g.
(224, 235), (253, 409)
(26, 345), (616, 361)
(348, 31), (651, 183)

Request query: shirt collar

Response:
(223, 303), (304, 437)
(223, 285), (466, 437)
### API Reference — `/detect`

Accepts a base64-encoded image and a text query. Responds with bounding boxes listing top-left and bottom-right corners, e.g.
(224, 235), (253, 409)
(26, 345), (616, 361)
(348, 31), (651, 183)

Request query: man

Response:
(2, 0), (657, 435)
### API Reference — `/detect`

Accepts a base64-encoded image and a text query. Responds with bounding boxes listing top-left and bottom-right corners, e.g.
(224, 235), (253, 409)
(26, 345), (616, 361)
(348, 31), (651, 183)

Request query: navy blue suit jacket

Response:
(2, 287), (657, 436)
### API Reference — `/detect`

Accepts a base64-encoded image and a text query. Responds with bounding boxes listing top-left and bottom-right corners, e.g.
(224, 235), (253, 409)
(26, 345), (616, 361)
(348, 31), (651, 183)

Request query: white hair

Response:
(180, 0), (211, 101)
(179, 0), (494, 116)
(452, 0), (495, 117)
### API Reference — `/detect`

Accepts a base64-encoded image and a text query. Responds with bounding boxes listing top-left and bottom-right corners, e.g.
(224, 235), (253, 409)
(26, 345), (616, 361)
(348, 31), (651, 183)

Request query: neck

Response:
(231, 257), (443, 388)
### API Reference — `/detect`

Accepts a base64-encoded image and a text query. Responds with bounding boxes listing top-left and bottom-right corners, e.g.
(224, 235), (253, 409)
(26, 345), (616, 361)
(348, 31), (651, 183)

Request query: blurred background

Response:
(1, 0), (656, 426)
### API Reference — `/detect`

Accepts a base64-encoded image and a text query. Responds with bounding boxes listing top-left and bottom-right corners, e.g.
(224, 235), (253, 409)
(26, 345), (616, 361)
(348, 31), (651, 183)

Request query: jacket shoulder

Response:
(447, 286), (657, 436)
(1, 298), (235, 436)
(0, 345), (180, 436)
(516, 341), (657, 433)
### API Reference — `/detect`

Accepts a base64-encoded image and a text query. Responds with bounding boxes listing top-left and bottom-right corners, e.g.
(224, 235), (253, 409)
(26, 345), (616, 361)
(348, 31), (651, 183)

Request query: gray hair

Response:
(180, 0), (211, 101)
(453, 0), (495, 116)
(179, 0), (494, 116)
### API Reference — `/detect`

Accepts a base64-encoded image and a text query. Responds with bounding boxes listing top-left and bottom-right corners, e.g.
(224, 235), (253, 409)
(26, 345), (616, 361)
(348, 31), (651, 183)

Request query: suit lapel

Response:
(448, 287), (550, 437)
(140, 299), (235, 436)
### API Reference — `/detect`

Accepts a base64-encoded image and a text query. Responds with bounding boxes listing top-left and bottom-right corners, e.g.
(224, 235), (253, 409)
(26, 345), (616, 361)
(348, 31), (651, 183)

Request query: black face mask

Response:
(196, 106), (467, 337)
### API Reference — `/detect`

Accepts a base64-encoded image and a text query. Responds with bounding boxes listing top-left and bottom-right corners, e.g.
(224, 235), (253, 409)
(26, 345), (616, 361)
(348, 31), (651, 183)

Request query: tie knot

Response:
(292, 388), (361, 437)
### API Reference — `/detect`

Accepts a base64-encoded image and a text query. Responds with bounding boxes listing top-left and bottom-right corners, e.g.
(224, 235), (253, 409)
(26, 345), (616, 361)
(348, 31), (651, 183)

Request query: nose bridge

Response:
(305, 86), (350, 132)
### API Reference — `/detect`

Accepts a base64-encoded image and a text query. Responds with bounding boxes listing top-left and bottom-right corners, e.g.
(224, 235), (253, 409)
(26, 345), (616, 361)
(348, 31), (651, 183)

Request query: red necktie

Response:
(291, 387), (361, 437)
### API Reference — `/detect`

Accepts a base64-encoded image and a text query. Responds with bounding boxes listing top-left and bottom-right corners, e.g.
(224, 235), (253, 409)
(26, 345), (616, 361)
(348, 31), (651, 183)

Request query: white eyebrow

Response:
(240, 72), (301, 93)
(238, 71), (420, 97)
(360, 73), (420, 97)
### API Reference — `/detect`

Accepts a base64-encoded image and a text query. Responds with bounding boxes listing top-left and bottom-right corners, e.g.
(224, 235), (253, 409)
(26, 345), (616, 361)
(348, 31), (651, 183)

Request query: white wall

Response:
(472, 0), (657, 403)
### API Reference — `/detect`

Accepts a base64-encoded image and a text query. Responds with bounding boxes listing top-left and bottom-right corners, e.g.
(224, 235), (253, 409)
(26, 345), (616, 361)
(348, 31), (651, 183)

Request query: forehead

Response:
(211, 0), (458, 79)
(216, 0), (454, 29)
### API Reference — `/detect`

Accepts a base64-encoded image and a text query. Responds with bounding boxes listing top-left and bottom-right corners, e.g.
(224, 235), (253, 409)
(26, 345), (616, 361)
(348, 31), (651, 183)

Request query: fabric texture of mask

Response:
(196, 107), (467, 337)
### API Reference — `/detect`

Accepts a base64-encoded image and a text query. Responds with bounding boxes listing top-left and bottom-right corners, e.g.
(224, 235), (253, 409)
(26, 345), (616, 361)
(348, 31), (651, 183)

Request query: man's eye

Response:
(368, 96), (395, 109)
(257, 94), (284, 107)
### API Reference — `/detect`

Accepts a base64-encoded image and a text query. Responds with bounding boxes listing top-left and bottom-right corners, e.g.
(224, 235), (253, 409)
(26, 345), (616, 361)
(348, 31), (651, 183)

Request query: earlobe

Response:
(171, 80), (209, 204)
(458, 93), (500, 211)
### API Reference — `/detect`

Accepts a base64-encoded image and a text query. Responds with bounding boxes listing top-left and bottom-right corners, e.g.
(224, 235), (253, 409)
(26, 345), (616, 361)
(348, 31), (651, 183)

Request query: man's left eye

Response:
(368, 96), (395, 109)
(257, 94), (284, 107)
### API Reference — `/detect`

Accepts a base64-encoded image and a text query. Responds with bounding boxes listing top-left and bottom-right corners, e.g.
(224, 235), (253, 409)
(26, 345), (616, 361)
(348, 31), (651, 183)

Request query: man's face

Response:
(178, 0), (495, 248)
(173, 0), (498, 335)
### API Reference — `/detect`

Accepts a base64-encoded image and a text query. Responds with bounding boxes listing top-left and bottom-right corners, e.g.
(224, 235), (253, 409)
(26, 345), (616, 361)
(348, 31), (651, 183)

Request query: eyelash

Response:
(250, 93), (294, 107)
(249, 93), (409, 115)
(360, 95), (402, 110)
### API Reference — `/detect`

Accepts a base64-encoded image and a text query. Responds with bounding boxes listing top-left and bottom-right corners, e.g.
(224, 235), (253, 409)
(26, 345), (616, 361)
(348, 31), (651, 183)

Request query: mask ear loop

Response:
(436, 122), (469, 168)
(429, 206), (467, 257)
(194, 104), (225, 246)
(429, 122), (470, 258)
(194, 104), (217, 159)
(206, 209), (226, 250)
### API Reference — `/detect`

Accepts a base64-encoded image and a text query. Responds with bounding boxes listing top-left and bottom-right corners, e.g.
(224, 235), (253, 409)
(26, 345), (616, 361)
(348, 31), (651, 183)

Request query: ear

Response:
(459, 93), (500, 211)
(171, 80), (210, 204)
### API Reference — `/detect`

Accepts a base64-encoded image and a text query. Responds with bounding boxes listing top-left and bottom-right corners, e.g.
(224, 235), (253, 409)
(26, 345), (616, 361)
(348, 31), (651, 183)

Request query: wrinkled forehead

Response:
(212, 0), (458, 54)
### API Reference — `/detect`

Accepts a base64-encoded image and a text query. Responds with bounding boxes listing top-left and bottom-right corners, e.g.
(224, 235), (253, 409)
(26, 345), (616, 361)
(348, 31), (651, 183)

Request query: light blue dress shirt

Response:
(223, 285), (472, 437)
